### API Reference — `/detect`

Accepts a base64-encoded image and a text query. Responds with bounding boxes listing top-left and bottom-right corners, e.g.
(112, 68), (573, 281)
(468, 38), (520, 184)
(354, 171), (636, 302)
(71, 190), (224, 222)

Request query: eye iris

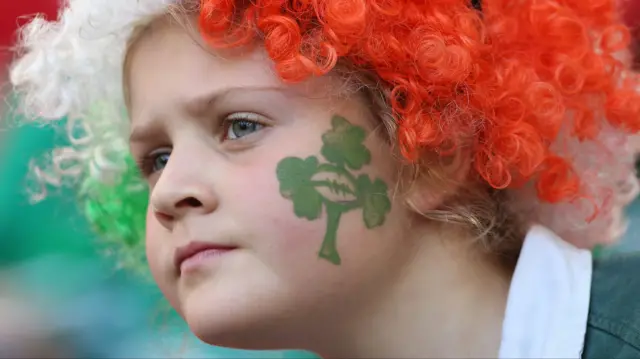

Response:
(232, 120), (259, 138)
(153, 153), (170, 171)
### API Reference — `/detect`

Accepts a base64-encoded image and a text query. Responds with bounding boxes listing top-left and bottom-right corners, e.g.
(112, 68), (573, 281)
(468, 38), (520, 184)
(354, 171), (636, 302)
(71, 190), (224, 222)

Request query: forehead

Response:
(126, 18), (279, 113)
(125, 17), (352, 126)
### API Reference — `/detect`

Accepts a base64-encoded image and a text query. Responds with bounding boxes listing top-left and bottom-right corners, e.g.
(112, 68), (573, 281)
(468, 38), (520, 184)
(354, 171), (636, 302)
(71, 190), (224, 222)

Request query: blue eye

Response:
(138, 149), (171, 176)
(152, 151), (170, 172)
(225, 113), (265, 140)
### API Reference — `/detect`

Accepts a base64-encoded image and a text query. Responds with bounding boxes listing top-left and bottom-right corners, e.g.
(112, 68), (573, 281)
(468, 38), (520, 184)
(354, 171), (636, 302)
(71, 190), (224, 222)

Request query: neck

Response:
(318, 225), (514, 358)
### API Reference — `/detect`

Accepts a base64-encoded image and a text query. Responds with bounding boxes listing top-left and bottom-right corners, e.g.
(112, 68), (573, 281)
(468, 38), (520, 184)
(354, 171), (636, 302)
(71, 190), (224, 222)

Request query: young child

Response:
(8, 0), (640, 357)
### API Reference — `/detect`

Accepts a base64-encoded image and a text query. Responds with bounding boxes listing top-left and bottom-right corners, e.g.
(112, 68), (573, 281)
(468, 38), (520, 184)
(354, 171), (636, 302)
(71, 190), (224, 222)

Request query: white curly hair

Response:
(7, 0), (640, 250)
(10, 0), (174, 194)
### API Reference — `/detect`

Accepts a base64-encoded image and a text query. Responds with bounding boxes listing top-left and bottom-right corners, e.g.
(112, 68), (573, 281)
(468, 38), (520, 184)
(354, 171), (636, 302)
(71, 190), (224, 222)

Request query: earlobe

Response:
(404, 149), (472, 214)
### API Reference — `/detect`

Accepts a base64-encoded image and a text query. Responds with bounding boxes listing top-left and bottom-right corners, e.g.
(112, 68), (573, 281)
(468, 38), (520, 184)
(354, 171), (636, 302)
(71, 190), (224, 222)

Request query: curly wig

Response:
(8, 0), (640, 269)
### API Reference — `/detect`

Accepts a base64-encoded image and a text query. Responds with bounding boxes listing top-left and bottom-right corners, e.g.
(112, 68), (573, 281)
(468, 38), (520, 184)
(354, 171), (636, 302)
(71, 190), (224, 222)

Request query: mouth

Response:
(174, 241), (237, 275)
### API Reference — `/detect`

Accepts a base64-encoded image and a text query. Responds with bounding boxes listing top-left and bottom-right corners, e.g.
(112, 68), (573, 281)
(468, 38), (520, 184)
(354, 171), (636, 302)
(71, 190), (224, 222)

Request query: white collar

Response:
(498, 225), (592, 358)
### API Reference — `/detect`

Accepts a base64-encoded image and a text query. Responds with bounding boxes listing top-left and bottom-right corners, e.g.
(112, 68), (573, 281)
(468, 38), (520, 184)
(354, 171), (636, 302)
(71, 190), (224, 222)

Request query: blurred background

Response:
(1, 1), (640, 358)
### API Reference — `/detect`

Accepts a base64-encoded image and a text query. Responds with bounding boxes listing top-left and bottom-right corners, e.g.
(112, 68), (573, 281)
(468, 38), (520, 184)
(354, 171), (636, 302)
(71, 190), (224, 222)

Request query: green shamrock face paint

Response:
(276, 115), (392, 265)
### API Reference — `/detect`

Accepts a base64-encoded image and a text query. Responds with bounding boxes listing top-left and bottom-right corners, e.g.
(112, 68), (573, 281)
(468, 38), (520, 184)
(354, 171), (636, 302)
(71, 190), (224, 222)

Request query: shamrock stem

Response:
(318, 202), (343, 265)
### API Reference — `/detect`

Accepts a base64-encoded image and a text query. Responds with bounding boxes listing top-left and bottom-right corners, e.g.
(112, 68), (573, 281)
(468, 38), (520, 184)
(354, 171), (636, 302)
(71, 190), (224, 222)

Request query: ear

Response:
(405, 148), (472, 214)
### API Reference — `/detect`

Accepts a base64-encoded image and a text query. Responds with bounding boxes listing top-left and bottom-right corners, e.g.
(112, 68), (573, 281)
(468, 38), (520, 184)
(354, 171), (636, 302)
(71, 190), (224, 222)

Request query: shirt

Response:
(499, 225), (593, 358)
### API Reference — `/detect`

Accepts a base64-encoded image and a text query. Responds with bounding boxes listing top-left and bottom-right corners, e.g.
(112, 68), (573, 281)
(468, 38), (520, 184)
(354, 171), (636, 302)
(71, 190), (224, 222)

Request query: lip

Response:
(174, 241), (237, 275)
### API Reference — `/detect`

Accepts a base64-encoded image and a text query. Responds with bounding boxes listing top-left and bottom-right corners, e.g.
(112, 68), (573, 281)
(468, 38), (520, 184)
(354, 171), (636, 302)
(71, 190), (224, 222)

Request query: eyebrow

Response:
(129, 85), (287, 144)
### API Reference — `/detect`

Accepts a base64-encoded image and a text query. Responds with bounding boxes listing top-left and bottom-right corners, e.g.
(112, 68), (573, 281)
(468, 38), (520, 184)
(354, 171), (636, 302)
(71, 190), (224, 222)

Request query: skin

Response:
(127, 17), (511, 358)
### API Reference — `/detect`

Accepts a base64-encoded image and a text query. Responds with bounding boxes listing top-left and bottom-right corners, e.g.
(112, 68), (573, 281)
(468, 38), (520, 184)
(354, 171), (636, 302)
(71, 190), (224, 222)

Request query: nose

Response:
(149, 149), (219, 229)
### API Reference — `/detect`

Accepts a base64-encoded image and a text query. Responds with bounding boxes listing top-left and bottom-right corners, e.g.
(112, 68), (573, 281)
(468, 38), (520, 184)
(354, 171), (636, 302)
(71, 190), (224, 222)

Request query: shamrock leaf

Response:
(276, 156), (323, 220)
(321, 116), (371, 170)
(355, 174), (391, 228)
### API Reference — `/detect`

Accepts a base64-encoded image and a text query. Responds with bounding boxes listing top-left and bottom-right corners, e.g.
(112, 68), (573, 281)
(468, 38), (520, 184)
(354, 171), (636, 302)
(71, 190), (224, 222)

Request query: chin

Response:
(180, 282), (304, 351)
(185, 309), (301, 351)
(191, 324), (291, 351)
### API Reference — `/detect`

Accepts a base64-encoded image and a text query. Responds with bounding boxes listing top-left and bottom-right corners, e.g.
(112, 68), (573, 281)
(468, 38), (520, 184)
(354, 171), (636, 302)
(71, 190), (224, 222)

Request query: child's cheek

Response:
(145, 207), (160, 270)
(145, 208), (181, 309)
(227, 161), (329, 262)
(224, 161), (384, 304)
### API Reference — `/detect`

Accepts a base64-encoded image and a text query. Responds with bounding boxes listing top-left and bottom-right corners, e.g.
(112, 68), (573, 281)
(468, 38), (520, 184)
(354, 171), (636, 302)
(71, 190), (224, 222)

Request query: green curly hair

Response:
(79, 153), (149, 275)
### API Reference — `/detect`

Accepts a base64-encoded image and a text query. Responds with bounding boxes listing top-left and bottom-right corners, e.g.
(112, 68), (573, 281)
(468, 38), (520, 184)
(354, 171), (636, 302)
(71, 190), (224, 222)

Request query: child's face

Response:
(128, 21), (417, 349)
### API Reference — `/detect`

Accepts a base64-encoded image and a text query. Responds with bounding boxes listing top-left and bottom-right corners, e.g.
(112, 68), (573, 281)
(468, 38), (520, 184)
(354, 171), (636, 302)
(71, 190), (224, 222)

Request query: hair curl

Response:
(7, 0), (640, 270)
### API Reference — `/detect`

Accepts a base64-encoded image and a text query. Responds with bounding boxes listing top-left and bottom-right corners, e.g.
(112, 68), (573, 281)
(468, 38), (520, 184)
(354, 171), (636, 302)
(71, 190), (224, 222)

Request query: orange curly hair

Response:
(197, 0), (640, 246)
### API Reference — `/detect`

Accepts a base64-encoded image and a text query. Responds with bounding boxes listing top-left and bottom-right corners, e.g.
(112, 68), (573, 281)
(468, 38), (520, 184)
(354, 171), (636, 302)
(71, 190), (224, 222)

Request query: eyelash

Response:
(135, 112), (267, 177)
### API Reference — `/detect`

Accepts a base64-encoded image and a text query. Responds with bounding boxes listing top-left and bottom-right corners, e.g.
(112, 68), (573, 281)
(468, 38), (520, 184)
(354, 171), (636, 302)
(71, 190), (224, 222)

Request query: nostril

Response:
(177, 196), (202, 208)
